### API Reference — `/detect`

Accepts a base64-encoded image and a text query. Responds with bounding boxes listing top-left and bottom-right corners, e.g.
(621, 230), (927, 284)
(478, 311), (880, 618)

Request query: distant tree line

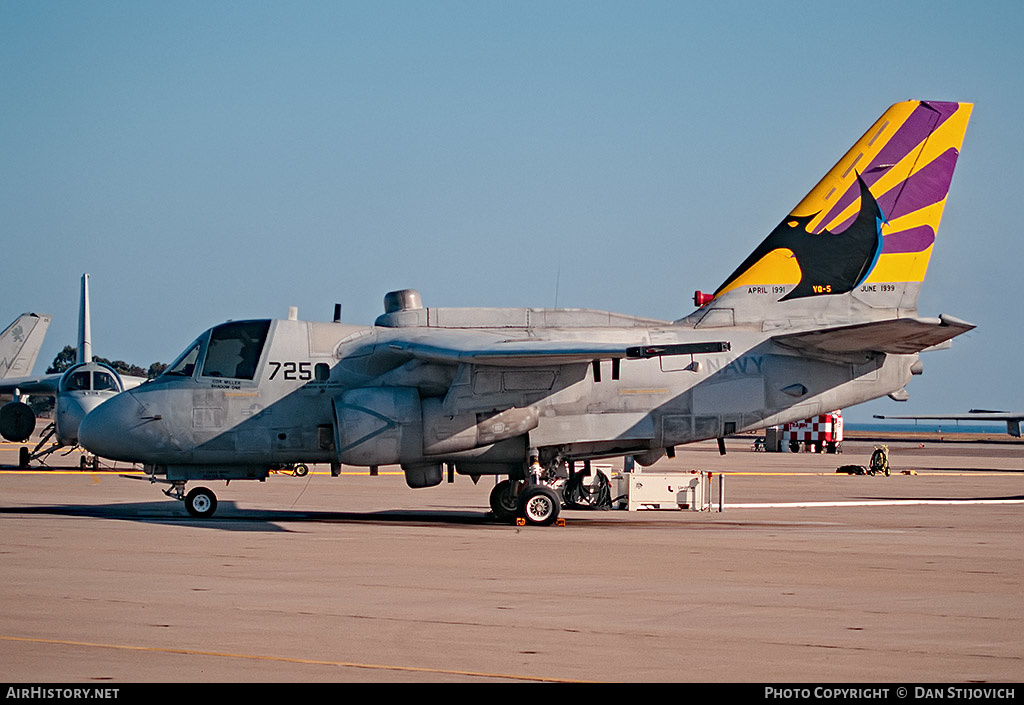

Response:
(46, 345), (167, 379)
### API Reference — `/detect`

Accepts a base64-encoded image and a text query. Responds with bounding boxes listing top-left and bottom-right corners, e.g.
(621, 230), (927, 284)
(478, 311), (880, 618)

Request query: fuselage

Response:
(78, 309), (916, 477)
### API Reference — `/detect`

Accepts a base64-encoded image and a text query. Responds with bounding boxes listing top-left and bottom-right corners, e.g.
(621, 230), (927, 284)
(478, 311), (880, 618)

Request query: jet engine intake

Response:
(333, 387), (422, 466)
(0, 401), (36, 443)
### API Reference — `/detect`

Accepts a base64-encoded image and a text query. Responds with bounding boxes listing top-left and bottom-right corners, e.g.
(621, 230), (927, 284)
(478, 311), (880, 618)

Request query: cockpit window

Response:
(65, 371), (90, 391)
(93, 371), (120, 392)
(164, 340), (202, 377)
(201, 320), (271, 380)
(59, 364), (124, 392)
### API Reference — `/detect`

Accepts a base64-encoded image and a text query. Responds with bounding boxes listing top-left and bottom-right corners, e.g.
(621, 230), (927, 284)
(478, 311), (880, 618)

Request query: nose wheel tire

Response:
(185, 487), (218, 518)
(517, 485), (561, 526)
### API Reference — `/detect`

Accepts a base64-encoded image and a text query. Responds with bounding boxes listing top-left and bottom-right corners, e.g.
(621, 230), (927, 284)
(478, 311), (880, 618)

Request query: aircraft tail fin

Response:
(687, 100), (972, 326)
(78, 273), (92, 364)
(0, 313), (52, 379)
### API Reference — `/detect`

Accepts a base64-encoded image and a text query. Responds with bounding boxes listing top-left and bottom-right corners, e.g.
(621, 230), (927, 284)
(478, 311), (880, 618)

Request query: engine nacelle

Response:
(332, 387), (539, 467)
(0, 401), (36, 443)
(334, 387), (422, 466)
(421, 399), (538, 455)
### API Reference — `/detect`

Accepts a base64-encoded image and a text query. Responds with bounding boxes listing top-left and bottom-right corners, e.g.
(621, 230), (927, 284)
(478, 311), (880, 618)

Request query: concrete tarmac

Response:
(1, 436), (1021, 683)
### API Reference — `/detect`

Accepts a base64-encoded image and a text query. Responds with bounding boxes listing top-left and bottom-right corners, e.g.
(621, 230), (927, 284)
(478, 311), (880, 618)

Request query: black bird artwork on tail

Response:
(716, 175), (884, 301)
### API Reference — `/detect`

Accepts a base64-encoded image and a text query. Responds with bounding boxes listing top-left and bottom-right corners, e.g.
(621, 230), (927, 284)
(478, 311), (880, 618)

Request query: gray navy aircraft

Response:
(0, 275), (146, 468)
(79, 100), (974, 524)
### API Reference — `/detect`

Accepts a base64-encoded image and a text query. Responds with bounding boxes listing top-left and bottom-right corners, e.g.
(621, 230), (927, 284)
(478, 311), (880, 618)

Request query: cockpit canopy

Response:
(162, 320), (271, 381)
(58, 362), (124, 394)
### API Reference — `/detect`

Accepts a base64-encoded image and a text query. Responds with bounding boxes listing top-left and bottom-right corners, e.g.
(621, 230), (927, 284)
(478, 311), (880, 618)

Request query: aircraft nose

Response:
(78, 391), (153, 462)
(56, 393), (113, 445)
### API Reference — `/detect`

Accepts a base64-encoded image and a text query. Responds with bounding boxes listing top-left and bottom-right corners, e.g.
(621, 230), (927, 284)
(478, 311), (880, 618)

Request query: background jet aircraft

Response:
(874, 411), (1024, 437)
(0, 313), (51, 380)
(0, 274), (145, 467)
(79, 100), (974, 524)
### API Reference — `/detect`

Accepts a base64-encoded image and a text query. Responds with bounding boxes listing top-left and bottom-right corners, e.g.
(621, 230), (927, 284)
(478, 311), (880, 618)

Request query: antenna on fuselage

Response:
(78, 273), (92, 364)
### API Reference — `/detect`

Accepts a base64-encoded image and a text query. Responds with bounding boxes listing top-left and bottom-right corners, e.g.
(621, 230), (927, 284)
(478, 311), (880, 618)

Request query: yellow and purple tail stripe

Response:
(714, 100), (972, 302)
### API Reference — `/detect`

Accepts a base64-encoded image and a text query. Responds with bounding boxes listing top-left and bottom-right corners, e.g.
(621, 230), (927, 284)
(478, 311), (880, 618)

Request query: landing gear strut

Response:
(15, 422), (89, 469)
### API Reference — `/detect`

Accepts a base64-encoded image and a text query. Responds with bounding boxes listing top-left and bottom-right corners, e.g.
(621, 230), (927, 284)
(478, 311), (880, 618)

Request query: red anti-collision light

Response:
(693, 291), (715, 307)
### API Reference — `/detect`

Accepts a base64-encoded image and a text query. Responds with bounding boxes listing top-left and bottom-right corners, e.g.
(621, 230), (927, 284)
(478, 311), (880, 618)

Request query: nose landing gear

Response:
(156, 479), (220, 518)
(184, 487), (218, 518)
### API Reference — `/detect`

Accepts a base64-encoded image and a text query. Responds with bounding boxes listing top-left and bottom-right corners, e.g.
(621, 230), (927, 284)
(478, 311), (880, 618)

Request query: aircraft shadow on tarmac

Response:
(3, 492), (1021, 532)
(0, 501), (507, 532)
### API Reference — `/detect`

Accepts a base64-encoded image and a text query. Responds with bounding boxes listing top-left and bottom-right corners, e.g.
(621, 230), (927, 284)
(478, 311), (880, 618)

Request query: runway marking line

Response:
(725, 498), (1024, 509)
(0, 634), (590, 683)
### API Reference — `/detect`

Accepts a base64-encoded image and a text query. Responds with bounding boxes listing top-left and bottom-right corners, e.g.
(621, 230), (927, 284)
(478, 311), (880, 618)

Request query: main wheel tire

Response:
(517, 485), (561, 526)
(185, 487), (218, 518)
(488, 480), (519, 522)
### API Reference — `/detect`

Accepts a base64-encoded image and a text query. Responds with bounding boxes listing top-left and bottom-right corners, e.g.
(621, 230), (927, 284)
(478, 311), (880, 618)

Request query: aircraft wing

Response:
(772, 315), (975, 357)
(121, 375), (148, 390)
(874, 411), (1024, 437)
(382, 331), (730, 367)
(0, 373), (147, 396)
(0, 373), (61, 396)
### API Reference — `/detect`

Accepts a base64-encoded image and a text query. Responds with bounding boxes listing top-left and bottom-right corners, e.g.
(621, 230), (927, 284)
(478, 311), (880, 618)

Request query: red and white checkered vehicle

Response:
(781, 411), (843, 453)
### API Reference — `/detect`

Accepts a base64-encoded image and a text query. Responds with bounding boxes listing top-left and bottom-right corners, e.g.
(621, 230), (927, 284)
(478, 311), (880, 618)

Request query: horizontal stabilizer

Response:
(773, 314), (974, 357)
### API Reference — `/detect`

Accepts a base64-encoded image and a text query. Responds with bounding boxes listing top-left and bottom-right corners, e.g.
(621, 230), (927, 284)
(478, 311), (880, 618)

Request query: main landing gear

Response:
(488, 480), (561, 526)
(488, 452), (564, 526)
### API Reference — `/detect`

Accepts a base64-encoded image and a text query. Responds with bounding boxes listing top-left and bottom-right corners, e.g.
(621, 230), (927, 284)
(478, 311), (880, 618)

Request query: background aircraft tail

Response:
(0, 313), (52, 379)
(78, 273), (92, 364)
(689, 100), (972, 326)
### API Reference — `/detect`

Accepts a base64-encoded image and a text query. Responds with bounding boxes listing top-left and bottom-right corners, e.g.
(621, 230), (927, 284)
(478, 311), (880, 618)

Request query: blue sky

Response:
(2, 0), (1021, 423)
